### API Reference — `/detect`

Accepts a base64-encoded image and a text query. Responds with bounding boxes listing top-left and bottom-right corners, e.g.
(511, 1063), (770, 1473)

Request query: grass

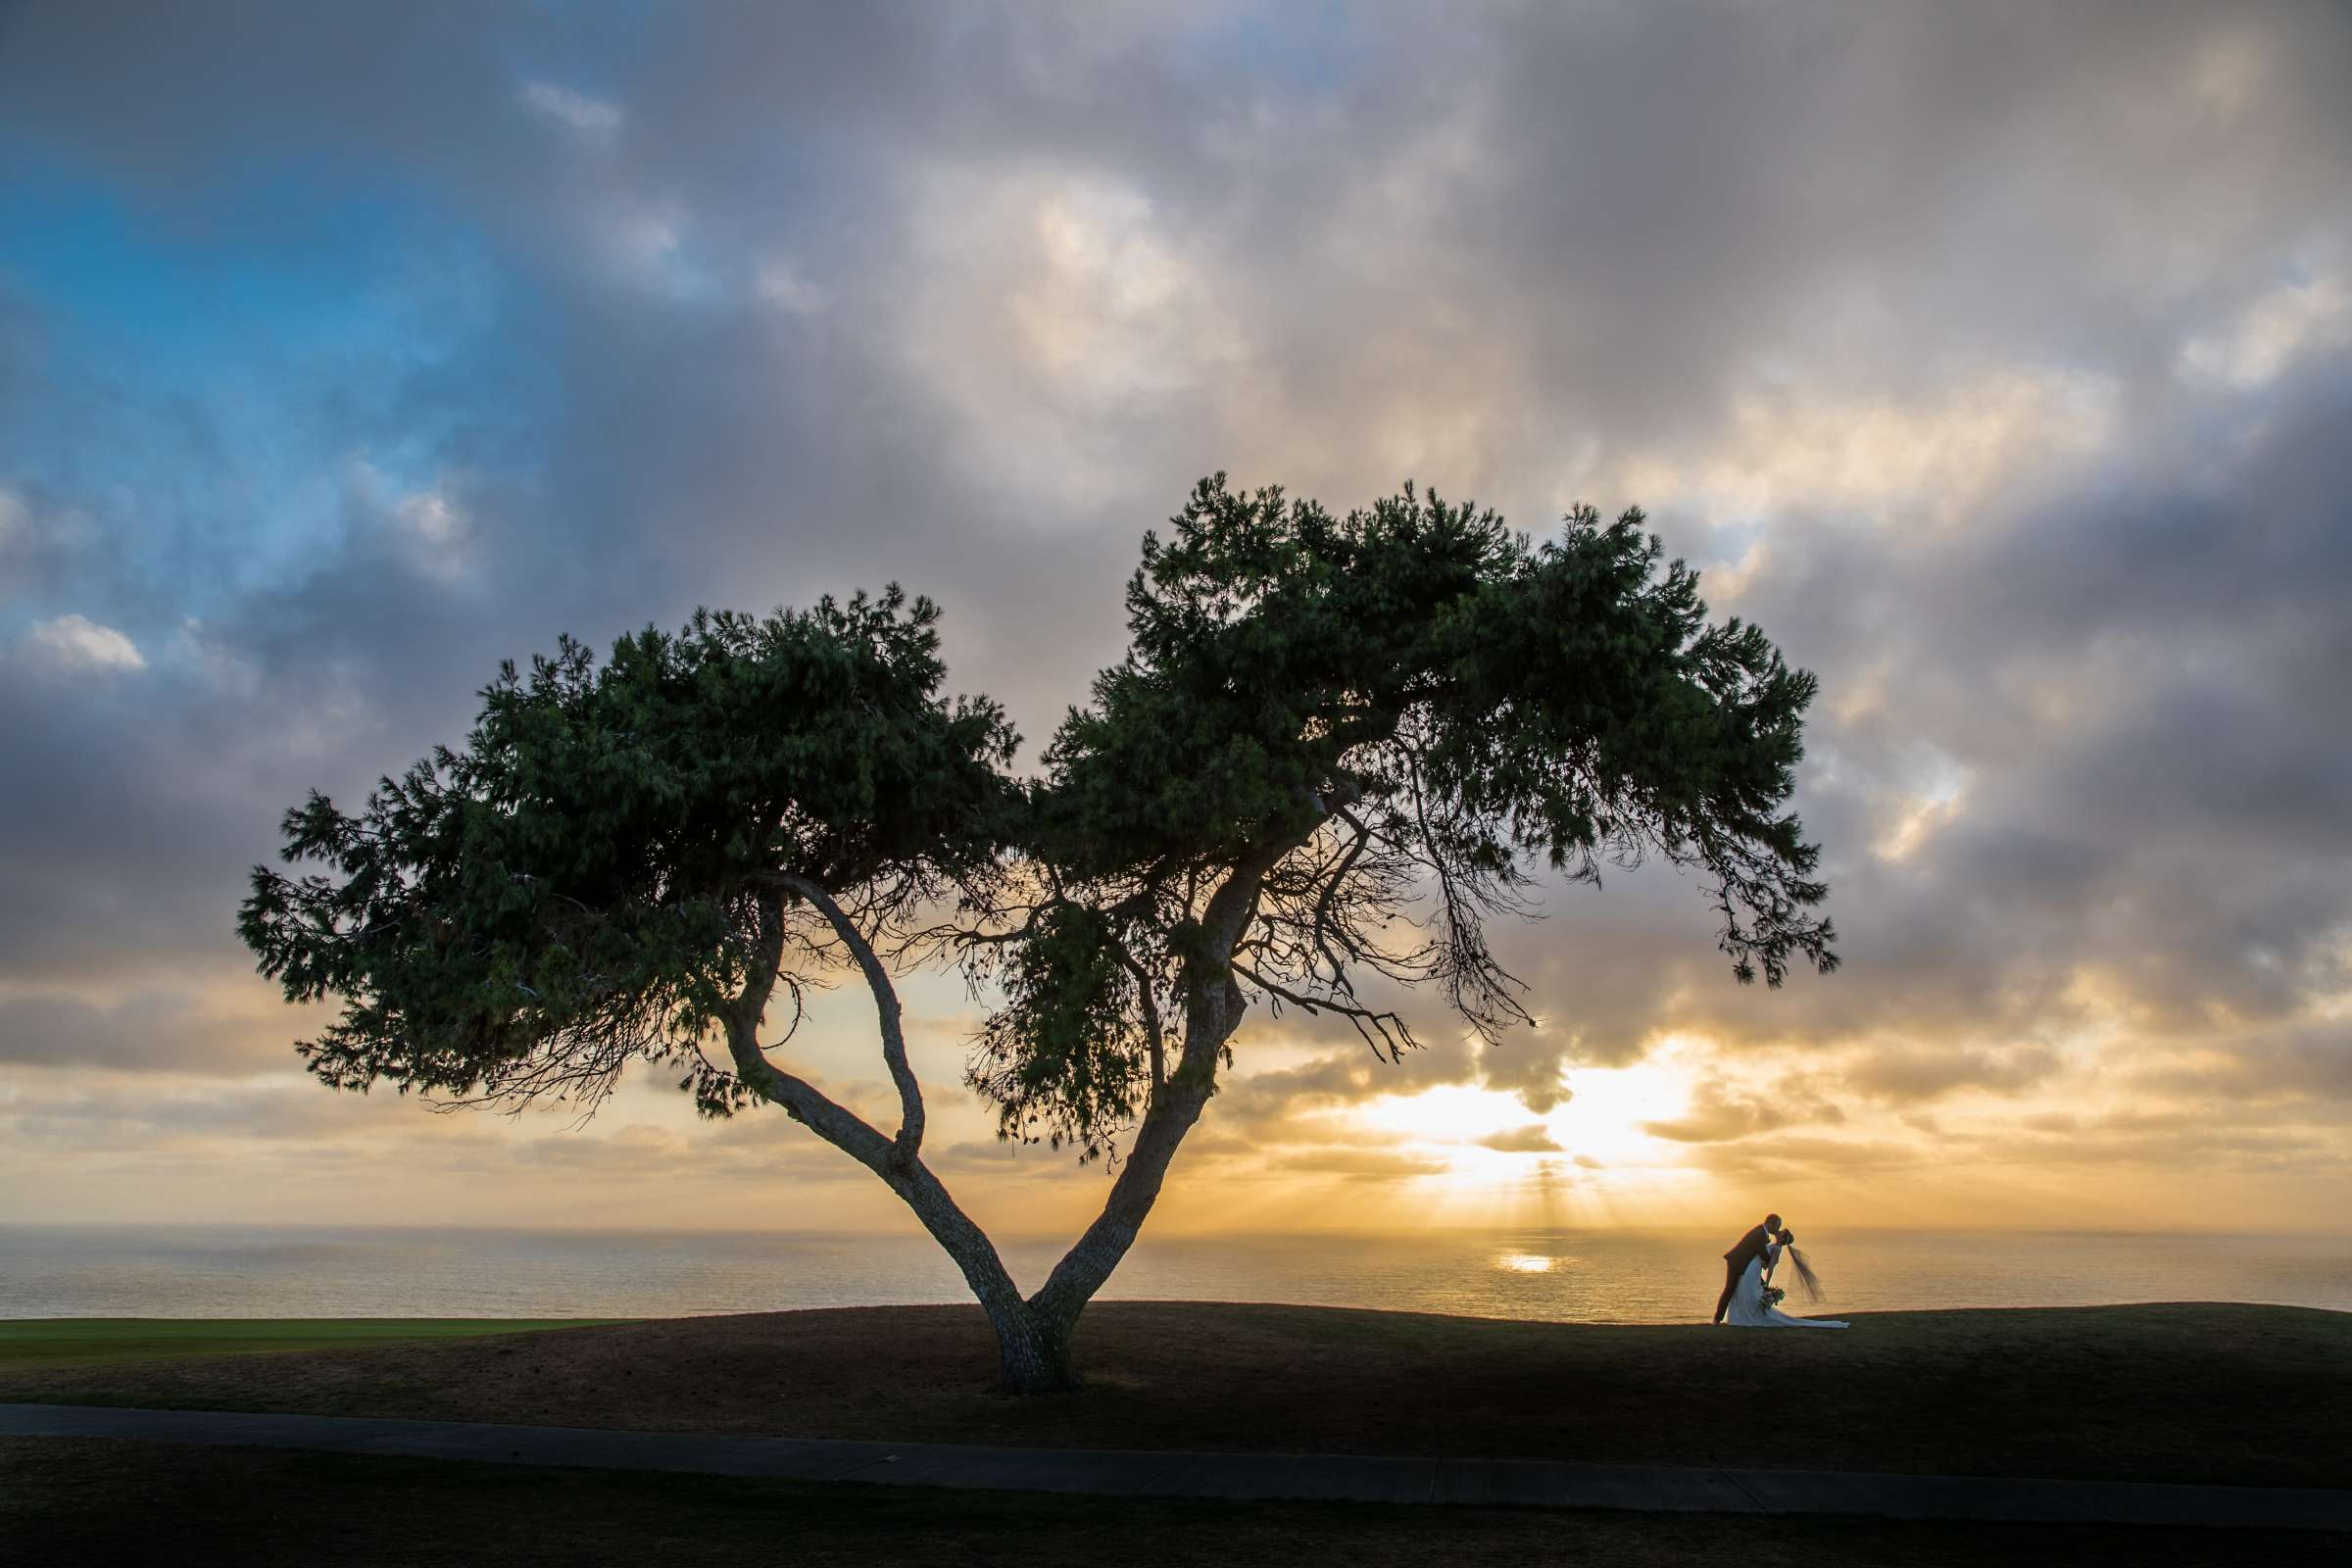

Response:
(5, 1438), (2340, 1568)
(4, 1299), (2345, 1488)
(0, 1317), (626, 1371)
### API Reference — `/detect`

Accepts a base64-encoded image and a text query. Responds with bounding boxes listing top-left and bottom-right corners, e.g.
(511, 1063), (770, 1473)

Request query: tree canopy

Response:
(968, 476), (1835, 1160)
(239, 590), (1017, 1119)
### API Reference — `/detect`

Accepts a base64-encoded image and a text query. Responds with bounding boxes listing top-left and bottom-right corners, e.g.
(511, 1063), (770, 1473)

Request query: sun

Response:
(1545, 1060), (1695, 1165)
(1348, 1054), (1696, 1176)
(1352, 1084), (1531, 1144)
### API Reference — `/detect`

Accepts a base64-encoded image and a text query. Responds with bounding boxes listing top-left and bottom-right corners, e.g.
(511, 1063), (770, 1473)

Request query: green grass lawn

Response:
(0, 1317), (626, 1371)
(4, 1438), (2338, 1568)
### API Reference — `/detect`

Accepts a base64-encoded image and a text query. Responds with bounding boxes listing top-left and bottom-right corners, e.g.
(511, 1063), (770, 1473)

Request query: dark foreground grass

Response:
(0, 1317), (626, 1371)
(4, 1438), (2337, 1568)
(5, 1300), (2344, 1489)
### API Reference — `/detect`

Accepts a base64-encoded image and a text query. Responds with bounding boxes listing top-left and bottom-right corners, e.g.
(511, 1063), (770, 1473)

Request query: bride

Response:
(1724, 1229), (1849, 1328)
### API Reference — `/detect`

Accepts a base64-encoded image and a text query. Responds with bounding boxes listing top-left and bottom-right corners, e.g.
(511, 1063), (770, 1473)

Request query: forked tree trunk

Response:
(976, 864), (1266, 1392)
(737, 858), (1281, 1396)
(882, 1156), (1089, 1394)
(966, 1072), (1221, 1393)
(906, 928), (1247, 1392)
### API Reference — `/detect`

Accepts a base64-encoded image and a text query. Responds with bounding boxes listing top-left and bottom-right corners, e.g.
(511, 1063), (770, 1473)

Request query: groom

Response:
(1713, 1212), (1781, 1324)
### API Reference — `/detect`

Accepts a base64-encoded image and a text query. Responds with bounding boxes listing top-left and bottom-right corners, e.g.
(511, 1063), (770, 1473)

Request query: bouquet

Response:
(1758, 1284), (1786, 1310)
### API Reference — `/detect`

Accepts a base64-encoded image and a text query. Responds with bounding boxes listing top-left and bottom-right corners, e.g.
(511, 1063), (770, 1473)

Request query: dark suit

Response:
(1714, 1224), (1774, 1323)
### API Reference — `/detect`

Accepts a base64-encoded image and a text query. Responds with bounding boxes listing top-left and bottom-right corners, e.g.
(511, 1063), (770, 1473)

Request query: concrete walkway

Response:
(3, 1402), (2344, 1533)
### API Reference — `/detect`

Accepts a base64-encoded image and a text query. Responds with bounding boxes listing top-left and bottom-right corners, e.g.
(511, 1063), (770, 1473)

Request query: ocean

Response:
(4, 1225), (2346, 1322)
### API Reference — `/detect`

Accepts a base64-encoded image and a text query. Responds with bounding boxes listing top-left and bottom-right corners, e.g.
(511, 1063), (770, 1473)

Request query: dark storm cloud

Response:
(0, 0), (2346, 1173)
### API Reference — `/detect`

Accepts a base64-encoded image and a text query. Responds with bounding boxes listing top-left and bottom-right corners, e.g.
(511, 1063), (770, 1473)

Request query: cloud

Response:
(517, 80), (624, 141)
(0, 0), (2347, 1228)
(2131, 1022), (2352, 1104)
(1641, 1078), (1790, 1146)
(0, 985), (292, 1073)
(337, 460), (485, 584)
(2180, 272), (2350, 388)
(1271, 1149), (1452, 1182)
(24, 613), (144, 671)
(1619, 368), (2118, 527)
(1476, 1124), (1564, 1153)
(1840, 1042), (2064, 1103)
(934, 1139), (1022, 1166)
(897, 168), (1253, 508)
(754, 258), (827, 317)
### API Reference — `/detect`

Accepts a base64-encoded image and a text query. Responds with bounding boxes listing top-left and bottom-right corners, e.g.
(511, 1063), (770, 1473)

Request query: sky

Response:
(2, 1), (2348, 1246)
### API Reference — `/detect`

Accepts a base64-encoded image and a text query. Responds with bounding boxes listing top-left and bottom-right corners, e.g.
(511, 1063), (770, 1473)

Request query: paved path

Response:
(3, 1402), (2344, 1532)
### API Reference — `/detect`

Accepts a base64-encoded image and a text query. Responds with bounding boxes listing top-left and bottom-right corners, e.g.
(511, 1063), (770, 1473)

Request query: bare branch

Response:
(771, 871), (925, 1163)
(1230, 958), (1419, 1062)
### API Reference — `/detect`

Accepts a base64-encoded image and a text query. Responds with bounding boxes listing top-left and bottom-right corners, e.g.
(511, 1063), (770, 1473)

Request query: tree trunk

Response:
(1017, 858), (1275, 1365)
(985, 1298), (1081, 1395)
(888, 1161), (1083, 1394)
(868, 1156), (1087, 1394)
(728, 890), (1085, 1393)
(733, 858), (1291, 1396)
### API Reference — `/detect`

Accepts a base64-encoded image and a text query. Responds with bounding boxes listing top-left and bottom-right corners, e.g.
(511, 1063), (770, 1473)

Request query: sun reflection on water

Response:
(1498, 1252), (1556, 1273)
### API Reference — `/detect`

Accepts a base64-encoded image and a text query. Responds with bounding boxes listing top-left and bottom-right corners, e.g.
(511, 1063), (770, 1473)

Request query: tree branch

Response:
(1107, 938), (1166, 1089)
(720, 886), (1035, 1330)
(1025, 818), (1328, 1325)
(773, 872), (925, 1164)
(718, 890), (894, 1165)
(1230, 958), (1418, 1062)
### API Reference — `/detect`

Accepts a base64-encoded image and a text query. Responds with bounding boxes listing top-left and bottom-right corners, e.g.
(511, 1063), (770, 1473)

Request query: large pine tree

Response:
(242, 477), (1836, 1392)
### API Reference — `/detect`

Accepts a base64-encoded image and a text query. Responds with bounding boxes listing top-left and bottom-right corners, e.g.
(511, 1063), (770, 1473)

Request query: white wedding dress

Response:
(1723, 1244), (1849, 1328)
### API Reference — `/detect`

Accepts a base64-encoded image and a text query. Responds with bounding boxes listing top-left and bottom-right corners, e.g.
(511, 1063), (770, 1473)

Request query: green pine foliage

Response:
(966, 475), (1836, 1157)
(239, 590), (1017, 1117)
(242, 477), (1833, 1175)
